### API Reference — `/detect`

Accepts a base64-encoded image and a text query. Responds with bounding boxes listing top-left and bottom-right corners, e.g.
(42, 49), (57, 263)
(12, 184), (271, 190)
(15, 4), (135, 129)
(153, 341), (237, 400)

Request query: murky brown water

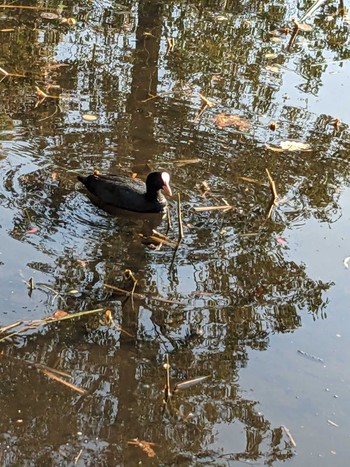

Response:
(1, 1), (350, 465)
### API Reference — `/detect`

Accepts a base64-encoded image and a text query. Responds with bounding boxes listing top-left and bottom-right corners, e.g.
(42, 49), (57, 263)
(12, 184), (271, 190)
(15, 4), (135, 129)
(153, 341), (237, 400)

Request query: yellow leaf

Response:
(294, 21), (313, 32)
(105, 310), (113, 324)
(280, 140), (311, 151)
(82, 114), (98, 121)
(266, 65), (281, 73)
(265, 144), (284, 152)
(68, 289), (79, 295)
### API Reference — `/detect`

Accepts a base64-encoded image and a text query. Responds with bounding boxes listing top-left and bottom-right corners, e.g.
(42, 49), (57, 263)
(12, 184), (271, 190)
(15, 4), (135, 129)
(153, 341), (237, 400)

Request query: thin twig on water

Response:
(266, 168), (279, 219)
(177, 192), (184, 243)
(0, 308), (104, 343)
(104, 284), (184, 305)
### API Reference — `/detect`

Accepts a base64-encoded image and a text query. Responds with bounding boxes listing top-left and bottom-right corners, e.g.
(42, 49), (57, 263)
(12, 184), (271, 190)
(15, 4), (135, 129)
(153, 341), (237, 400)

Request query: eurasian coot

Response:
(77, 171), (172, 213)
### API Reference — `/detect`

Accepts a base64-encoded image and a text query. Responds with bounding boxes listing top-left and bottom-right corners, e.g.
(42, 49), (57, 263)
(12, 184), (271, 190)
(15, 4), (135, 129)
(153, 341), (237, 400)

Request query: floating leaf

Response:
(329, 118), (341, 131)
(82, 114), (98, 121)
(128, 439), (157, 458)
(276, 236), (287, 246)
(216, 15), (228, 21)
(215, 113), (251, 131)
(265, 53), (278, 59)
(269, 28), (290, 36)
(26, 227), (38, 234)
(212, 74), (223, 82)
(52, 310), (69, 319)
(280, 140), (311, 151)
(294, 20), (313, 32)
(343, 256), (350, 269)
(173, 375), (210, 393)
(40, 12), (60, 19)
(68, 289), (79, 295)
(173, 158), (201, 167)
(266, 65), (281, 73)
(265, 144), (284, 152)
(270, 36), (282, 43)
(61, 17), (77, 25)
(105, 309), (113, 324)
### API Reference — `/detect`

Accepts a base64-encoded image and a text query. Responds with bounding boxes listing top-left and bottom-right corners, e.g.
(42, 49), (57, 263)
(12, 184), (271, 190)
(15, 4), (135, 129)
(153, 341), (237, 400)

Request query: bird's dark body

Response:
(77, 172), (168, 213)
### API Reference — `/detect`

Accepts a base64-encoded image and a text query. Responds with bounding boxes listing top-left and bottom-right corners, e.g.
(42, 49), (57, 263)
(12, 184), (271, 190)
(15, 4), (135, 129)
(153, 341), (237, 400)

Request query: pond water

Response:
(1, 0), (350, 465)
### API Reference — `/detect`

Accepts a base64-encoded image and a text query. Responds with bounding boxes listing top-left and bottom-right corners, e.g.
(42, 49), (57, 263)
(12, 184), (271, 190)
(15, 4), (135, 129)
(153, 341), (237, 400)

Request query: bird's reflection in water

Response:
(87, 193), (167, 236)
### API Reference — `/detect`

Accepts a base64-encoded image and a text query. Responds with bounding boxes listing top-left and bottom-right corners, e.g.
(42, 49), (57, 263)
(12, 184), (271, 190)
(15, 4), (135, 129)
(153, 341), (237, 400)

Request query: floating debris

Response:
(214, 113), (251, 131)
(327, 419), (339, 428)
(128, 439), (157, 458)
(193, 205), (232, 212)
(282, 425), (297, 447)
(280, 140), (311, 151)
(297, 349), (324, 364)
(82, 114), (98, 122)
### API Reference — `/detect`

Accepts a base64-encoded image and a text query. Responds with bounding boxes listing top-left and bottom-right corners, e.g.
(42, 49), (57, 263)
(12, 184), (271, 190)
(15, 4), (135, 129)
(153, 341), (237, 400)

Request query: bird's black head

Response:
(146, 172), (172, 197)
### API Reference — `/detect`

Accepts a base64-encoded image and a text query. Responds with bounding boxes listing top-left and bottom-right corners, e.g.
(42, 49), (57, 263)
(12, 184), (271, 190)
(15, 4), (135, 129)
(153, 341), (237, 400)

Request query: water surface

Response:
(1, 1), (350, 465)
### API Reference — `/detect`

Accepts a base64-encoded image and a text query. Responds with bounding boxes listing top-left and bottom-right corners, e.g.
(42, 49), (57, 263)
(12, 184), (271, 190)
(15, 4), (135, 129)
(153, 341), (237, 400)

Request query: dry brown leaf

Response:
(52, 310), (69, 319)
(128, 439), (157, 458)
(329, 118), (341, 130)
(215, 113), (251, 131)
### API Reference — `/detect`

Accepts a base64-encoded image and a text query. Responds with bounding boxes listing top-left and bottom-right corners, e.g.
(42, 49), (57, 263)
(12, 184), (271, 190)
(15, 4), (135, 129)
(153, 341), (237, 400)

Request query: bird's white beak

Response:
(161, 172), (172, 197)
